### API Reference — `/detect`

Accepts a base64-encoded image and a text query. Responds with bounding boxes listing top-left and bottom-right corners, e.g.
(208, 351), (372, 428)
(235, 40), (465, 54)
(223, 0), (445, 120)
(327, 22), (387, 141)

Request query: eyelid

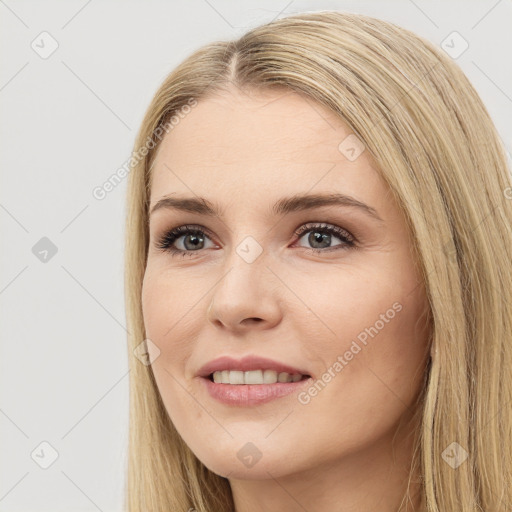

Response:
(293, 222), (354, 242)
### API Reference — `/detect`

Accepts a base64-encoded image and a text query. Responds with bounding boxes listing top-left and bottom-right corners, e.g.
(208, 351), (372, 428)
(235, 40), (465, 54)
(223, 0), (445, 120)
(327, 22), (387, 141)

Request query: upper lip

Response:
(196, 355), (311, 378)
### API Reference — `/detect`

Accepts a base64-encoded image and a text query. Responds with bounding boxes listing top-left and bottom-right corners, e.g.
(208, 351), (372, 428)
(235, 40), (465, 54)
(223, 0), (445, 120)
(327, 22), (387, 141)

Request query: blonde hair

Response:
(124, 11), (512, 511)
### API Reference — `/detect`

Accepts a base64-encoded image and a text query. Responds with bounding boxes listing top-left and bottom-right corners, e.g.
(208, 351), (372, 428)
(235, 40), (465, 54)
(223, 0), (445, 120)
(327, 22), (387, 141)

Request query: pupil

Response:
(184, 234), (204, 250)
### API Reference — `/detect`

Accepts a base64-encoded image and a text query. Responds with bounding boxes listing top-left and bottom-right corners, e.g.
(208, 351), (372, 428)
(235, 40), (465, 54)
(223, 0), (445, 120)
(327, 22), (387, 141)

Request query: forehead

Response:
(155, 88), (353, 166)
(150, 87), (387, 208)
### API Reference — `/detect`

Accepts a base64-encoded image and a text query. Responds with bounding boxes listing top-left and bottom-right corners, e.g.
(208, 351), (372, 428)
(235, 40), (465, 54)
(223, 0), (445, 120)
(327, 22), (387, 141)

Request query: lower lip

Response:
(200, 376), (313, 406)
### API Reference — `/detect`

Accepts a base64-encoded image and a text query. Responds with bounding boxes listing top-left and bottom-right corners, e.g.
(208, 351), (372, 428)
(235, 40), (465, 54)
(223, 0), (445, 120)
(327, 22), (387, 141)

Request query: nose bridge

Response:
(216, 233), (270, 300)
(219, 209), (272, 269)
(207, 232), (282, 328)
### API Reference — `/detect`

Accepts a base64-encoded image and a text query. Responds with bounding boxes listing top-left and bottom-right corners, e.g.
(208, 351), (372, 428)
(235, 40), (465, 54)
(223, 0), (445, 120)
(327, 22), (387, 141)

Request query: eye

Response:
(154, 224), (215, 257)
(293, 222), (356, 254)
(154, 222), (356, 257)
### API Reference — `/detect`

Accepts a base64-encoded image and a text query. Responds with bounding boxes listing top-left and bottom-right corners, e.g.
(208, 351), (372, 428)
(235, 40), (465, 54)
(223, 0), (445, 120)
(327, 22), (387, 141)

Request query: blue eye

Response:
(155, 222), (356, 257)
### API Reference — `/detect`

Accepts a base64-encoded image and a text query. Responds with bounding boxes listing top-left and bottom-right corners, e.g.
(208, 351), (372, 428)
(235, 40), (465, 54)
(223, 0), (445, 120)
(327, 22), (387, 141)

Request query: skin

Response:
(142, 86), (431, 512)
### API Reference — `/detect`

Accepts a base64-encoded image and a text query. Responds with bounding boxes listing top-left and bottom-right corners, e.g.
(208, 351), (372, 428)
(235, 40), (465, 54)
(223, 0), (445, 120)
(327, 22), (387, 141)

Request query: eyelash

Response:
(154, 223), (356, 258)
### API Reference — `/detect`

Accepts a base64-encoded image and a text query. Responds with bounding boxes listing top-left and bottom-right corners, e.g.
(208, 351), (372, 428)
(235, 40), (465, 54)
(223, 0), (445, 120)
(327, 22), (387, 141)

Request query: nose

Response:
(206, 255), (283, 332)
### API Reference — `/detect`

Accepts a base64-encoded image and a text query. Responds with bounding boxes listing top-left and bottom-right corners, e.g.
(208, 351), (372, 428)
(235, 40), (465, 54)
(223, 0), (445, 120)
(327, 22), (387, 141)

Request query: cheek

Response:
(141, 270), (201, 423)
(141, 270), (168, 340)
(299, 287), (428, 448)
(303, 263), (428, 387)
(142, 266), (196, 336)
(297, 265), (399, 340)
(141, 268), (200, 374)
(377, 292), (430, 393)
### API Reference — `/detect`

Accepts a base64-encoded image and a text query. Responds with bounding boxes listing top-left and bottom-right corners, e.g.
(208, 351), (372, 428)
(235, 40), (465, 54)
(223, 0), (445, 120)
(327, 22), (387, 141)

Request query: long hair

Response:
(123, 11), (512, 511)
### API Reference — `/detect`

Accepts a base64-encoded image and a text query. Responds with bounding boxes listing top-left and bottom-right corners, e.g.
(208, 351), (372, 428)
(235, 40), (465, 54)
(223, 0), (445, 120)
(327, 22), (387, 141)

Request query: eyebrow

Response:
(149, 193), (384, 222)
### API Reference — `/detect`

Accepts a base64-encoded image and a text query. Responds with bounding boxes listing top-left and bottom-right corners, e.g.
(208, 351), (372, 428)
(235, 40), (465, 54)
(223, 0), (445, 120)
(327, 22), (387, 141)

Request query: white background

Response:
(1, 1), (511, 511)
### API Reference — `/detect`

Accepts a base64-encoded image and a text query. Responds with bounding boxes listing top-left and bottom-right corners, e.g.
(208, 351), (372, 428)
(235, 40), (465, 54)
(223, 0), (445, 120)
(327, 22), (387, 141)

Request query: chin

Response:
(201, 454), (294, 481)
(188, 440), (300, 480)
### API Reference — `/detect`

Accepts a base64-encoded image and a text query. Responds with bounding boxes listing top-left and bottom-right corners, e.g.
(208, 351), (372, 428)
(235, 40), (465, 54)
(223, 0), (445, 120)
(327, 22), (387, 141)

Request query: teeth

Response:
(212, 369), (305, 385)
(278, 372), (290, 383)
(246, 370), (263, 384)
(264, 370), (278, 384)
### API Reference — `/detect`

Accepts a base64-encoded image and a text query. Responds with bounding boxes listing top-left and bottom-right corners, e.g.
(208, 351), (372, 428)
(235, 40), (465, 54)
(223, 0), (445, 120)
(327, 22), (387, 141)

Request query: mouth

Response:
(196, 355), (314, 406)
(200, 370), (314, 406)
(206, 370), (312, 385)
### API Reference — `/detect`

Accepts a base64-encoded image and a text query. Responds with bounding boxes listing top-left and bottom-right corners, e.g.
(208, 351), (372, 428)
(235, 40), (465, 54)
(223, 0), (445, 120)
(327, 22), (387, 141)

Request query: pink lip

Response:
(196, 355), (311, 378)
(195, 355), (313, 407)
(200, 376), (313, 406)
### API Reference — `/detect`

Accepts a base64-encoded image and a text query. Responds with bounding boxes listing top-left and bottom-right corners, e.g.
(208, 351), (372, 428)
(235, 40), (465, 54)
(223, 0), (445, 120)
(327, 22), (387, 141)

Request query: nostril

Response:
(242, 317), (263, 325)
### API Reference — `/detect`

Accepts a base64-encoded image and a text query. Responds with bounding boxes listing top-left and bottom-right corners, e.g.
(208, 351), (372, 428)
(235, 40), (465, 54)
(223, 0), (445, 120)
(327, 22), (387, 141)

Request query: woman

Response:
(124, 11), (512, 511)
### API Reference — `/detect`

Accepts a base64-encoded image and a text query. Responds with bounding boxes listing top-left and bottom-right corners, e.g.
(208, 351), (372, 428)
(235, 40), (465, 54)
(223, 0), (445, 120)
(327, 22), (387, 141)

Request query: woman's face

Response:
(142, 87), (430, 480)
